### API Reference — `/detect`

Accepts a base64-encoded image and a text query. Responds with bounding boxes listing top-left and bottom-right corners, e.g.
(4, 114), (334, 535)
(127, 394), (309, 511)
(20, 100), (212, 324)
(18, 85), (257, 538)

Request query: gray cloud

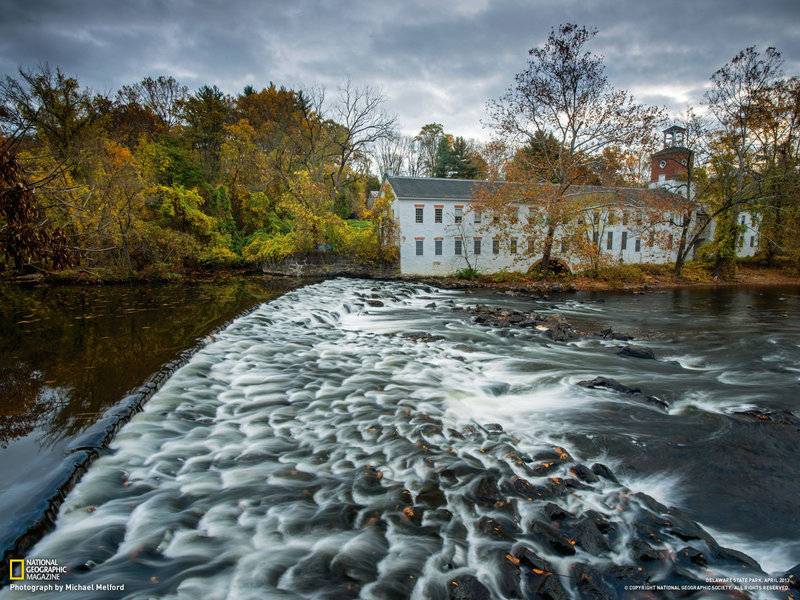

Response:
(1, 0), (798, 139)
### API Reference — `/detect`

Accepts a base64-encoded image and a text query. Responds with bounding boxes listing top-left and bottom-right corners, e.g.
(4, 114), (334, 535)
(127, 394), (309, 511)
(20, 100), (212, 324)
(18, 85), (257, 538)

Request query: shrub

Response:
(454, 267), (480, 279)
(242, 231), (298, 263)
(489, 270), (528, 284)
(582, 263), (647, 284)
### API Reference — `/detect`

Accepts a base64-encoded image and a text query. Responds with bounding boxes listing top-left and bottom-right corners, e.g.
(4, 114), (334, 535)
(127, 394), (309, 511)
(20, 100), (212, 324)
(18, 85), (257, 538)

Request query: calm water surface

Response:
(0, 278), (294, 558)
(1, 279), (798, 598)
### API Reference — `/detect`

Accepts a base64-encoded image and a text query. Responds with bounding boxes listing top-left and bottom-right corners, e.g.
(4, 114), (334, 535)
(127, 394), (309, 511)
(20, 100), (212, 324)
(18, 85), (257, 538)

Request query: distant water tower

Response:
(649, 125), (693, 199)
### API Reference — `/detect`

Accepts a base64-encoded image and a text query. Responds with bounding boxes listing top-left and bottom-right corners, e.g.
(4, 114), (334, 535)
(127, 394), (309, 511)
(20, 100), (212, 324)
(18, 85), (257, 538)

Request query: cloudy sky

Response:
(2, 0), (799, 139)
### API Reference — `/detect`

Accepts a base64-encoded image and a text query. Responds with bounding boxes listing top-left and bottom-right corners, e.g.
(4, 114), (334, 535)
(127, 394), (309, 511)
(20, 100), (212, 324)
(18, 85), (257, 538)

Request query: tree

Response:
(327, 80), (396, 200)
(704, 46), (785, 278)
(89, 140), (146, 274)
(373, 133), (405, 176)
(181, 85), (232, 175)
(414, 123), (444, 176)
(486, 23), (663, 270)
(0, 64), (99, 169)
(118, 75), (188, 129)
(0, 135), (76, 273)
(753, 76), (800, 266)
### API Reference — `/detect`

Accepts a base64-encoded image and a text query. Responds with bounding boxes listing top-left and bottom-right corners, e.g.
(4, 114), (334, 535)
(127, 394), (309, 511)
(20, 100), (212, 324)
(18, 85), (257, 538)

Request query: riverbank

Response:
(408, 263), (800, 295)
(4, 260), (800, 296)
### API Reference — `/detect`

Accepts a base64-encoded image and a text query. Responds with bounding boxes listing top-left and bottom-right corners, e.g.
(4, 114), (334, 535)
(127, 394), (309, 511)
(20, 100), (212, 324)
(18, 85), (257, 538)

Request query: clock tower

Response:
(649, 125), (693, 198)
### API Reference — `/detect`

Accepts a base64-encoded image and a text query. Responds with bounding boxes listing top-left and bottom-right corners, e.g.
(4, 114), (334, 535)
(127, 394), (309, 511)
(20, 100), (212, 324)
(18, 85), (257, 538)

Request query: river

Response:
(1, 278), (798, 599)
(0, 278), (295, 566)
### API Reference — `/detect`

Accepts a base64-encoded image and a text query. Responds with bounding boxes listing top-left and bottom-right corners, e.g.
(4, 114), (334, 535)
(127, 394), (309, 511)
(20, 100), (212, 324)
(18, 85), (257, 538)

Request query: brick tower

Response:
(649, 125), (693, 198)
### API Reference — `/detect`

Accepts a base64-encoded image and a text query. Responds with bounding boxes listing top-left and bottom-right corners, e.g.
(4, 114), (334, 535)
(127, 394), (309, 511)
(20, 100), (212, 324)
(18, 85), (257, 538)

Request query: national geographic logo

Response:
(9, 559), (24, 581)
(7, 558), (65, 581)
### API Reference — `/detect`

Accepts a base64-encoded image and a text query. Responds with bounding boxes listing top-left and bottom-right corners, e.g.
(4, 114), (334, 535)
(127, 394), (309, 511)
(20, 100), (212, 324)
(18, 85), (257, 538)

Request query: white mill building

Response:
(381, 126), (760, 276)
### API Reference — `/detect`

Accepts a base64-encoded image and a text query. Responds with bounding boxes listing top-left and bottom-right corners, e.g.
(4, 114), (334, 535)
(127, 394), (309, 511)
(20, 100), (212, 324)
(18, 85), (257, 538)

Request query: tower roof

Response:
(652, 146), (693, 157)
(663, 125), (686, 134)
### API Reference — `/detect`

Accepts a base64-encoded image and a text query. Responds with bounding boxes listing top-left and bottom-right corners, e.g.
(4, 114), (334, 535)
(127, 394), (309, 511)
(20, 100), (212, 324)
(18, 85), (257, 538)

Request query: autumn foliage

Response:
(0, 67), (396, 278)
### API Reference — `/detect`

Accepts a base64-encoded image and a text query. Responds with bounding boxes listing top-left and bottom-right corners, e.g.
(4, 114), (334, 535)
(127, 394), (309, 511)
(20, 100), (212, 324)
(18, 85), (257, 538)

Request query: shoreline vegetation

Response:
(5, 258), (799, 295)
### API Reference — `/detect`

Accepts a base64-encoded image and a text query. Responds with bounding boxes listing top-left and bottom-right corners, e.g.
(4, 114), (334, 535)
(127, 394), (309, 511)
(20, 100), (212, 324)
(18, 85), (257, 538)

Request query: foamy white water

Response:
(3, 279), (788, 599)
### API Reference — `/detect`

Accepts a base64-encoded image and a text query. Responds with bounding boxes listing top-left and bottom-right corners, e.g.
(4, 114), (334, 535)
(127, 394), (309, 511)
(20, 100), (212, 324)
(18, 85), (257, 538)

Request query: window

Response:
(492, 238), (500, 255)
(622, 211), (629, 226)
(454, 206), (463, 223)
(621, 231), (628, 251)
(415, 206), (424, 223)
(560, 239), (568, 253)
(607, 231), (614, 250)
(434, 207), (443, 223)
(474, 210), (482, 224)
(750, 235), (755, 248)
(635, 238), (641, 252)
(474, 238), (482, 255)
(510, 238), (517, 254)
(741, 215), (746, 225)
(455, 239), (463, 255)
(592, 230), (599, 245)
(415, 239), (424, 255)
(435, 239), (443, 255)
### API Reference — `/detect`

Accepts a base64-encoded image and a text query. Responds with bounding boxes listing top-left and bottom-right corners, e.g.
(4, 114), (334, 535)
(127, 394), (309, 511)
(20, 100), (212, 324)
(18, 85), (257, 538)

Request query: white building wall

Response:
(737, 212), (759, 258)
(392, 196), (687, 276)
(394, 198), (532, 275)
(388, 182), (761, 276)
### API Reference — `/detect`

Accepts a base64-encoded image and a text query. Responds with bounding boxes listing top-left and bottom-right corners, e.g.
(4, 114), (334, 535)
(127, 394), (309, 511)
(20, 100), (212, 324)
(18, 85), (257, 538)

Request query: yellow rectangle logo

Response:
(9, 559), (24, 580)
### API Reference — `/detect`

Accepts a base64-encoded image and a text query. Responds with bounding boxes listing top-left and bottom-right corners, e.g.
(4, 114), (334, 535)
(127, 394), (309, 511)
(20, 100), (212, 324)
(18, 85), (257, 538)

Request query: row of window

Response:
(413, 205), (683, 227)
(415, 238), (518, 257)
(415, 206), (503, 225)
(412, 232), (680, 257)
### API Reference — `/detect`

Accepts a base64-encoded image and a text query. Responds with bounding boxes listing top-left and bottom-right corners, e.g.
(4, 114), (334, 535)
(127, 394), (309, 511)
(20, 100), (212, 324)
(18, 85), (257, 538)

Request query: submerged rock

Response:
(510, 546), (570, 600)
(596, 327), (633, 341)
(541, 314), (579, 341)
(733, 408), (800, 430)
(569, 463), (600, 483)
(401, 331), (445, 343)
(528, 520), (577, 556)
(448, 574), (491, 600)
(570, 563), (616, 600)
(590, 463), (620, 484)
(786, 564), (800, 590)
(578, 376), (669, 410)
(617, 344), (656, 360)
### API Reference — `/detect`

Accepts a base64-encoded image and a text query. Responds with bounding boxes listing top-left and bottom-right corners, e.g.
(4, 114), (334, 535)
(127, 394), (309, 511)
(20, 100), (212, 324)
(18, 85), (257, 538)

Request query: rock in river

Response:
(617, 344), (656, 360)
(578, 376), (669, 410)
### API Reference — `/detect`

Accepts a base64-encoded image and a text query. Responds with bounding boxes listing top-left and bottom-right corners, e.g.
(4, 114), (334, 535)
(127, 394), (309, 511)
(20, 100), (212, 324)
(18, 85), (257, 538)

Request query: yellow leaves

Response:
(242, 231), (298, 263)
(103, 139), (135, 170)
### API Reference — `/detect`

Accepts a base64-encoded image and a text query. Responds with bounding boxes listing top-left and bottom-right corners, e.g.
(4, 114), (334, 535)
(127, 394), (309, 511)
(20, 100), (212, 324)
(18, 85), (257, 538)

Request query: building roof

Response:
(663, 125), (687, 134)
(385, 175), (686, 208)
(652, 146), (693, 157)
(386, 175), (503, 200)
